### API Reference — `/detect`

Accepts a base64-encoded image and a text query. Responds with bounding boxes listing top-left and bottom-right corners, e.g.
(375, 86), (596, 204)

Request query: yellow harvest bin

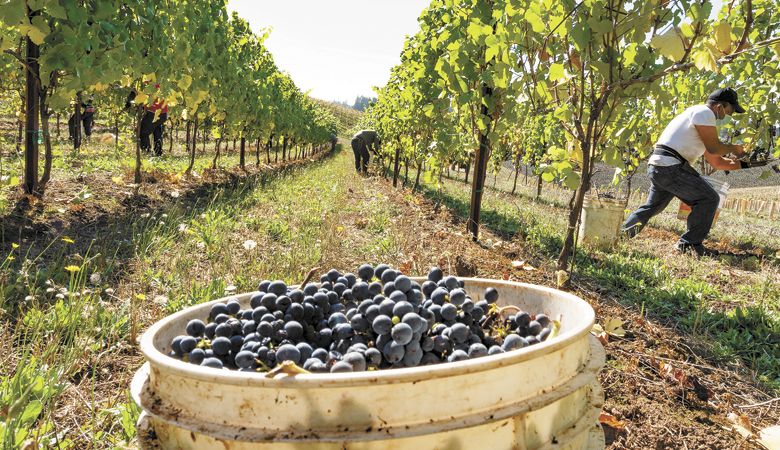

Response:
(132, 278), (606, 450)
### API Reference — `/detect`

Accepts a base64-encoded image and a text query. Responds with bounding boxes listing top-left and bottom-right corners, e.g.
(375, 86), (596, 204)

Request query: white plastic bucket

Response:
(578, 195), (625, 249)
(677, 175), (729, 225)
(132, 278), (605, 449)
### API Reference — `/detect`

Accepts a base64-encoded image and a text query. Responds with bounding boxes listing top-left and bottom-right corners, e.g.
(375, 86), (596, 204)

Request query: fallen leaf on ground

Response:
(728, 412), (755, 439)
(599, 412), (626, 430)
(604, 317), (626, 337)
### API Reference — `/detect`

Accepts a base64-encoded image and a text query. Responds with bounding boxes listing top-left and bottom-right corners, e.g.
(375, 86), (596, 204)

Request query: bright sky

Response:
(227, 0), (430, 104)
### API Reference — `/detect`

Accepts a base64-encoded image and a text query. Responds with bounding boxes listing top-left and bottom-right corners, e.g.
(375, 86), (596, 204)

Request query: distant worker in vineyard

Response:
(621, 88), (748, 257)
(68, 97), (95, 144)
(351, 129), (381, 175)
(125, 85), (169, 156)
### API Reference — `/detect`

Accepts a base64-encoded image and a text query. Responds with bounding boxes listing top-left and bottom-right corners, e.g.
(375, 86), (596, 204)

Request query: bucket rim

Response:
(139, 278), (596, 387)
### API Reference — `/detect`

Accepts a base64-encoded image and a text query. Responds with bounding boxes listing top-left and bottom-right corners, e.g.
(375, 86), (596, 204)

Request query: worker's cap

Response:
(708, 87), (745, 113)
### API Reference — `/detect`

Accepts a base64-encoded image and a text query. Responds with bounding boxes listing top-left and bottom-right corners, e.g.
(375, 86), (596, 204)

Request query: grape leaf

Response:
(650, 29), (686, 62)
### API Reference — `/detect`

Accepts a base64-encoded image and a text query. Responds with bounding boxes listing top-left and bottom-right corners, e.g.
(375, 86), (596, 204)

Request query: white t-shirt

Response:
(649, 105), (716, 166)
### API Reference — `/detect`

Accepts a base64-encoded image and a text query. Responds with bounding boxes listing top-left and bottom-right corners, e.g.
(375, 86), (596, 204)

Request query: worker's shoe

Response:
(675, 242), (718, 257)
(620, 223), (643, 239)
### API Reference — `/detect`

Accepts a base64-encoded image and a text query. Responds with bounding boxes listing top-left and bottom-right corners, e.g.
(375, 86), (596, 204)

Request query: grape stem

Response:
(300, 267), (321, 287)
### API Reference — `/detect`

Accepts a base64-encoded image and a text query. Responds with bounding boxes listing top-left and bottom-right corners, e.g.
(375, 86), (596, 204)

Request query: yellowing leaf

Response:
(650, 28), (686, 62)
(555, 270), (569, 288)
(111, 176), (123, 184)
(713, 23), (732, 54)
(134, 91), (149, 104)
(178, 74), (192, 91)
(604, 317), (625, 337)
(692, 47), (718, 72)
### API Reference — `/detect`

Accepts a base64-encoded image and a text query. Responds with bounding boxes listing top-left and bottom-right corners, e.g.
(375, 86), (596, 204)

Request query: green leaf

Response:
(587, 18), (612, 34)
(46, 1), (68, 20)
(525, 11), (545, 33)
(563, 170), (581, 190)
(549, 63), (565, 82)
(20, 400), (43, 424)
(541, 171), (555, 182)
(759, 170), (772, 180)
(650, 28), (686, 62)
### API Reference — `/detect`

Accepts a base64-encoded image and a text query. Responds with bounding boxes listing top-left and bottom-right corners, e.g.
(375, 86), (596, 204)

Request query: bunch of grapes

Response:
(167, 265), (556, 373)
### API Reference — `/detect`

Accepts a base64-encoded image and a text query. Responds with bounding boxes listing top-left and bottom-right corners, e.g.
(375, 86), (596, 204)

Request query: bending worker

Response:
(351, 129), (381, 175)
(621, 88), (748, 257)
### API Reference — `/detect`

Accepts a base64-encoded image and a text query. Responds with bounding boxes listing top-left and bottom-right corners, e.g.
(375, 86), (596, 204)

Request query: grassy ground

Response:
(1, 139), (778, 448)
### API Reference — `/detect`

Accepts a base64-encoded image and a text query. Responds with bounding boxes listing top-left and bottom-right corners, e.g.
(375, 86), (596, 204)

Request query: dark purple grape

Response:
(382, 341), (405, 364)
(440, 303), (457, 322)
(268, 280), (287, 296)
(468, 343), (488, 358)
(215, 323), (232, 338)
(427, 267), (443, 283)
(528, 320), (543, 336)
(211, 337), (231, 356)
(501, 334), (527, 351)
(209, 303), (229, 320)
(357, 264), (374, 281)
(343, 352), (367, 371)
(331, 361), (353, 373)
(365, 347), (382, 367)
(189, 348), (205, 364)
(380, 269), (397, 284)
(326, 269), (341, 282)
(312, 347), (328, 362)
(276, 344), (301, 365)
(539, 327), (551, 341)
(392, 301), (413, 318)
(443, 276), (459, 291)
(378, 299), (395, 317)
(214, 313), (230, 324)
(394, 275), (412, 293)
(449, 323), (469, 344)
(257, 280), (271, 292)
(284, 321), (304, 340)
(186, 319), (206, 337)
(391, 323), (413, 345)
(368, 282), (382, 297)
(447, 349), (469, 362)
(235, 351), (256, 369)
(201, 357), (224, 369)
(432, 335), (451, 353)
(204, 322), (217, 339)
(431, 288), (448, 305)
(180, 336), (198, 353)
(372, 315), (393, 335)
(225, 298), (241, 315)
(170, 335), (185, 356)
(374, 264), (390, 279)
(382, 281), (396, 297)
(303, 283), (318, 296)
(484, 287), (499, 304)
(449, 288), (466, 306)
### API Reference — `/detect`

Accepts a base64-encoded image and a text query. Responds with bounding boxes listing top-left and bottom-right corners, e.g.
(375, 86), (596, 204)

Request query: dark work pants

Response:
(622, 164), (719, 245)
(140, 111), (167, 156)
(351, 138), (369, 174)
(68, 112), (94, 140)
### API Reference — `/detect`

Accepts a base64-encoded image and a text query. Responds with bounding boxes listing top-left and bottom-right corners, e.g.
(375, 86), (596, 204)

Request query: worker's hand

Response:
(732, 144), (746, 157)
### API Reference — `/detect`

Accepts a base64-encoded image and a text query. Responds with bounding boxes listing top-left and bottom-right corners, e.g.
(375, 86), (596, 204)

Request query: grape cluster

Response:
(167, 265), (556, 373)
